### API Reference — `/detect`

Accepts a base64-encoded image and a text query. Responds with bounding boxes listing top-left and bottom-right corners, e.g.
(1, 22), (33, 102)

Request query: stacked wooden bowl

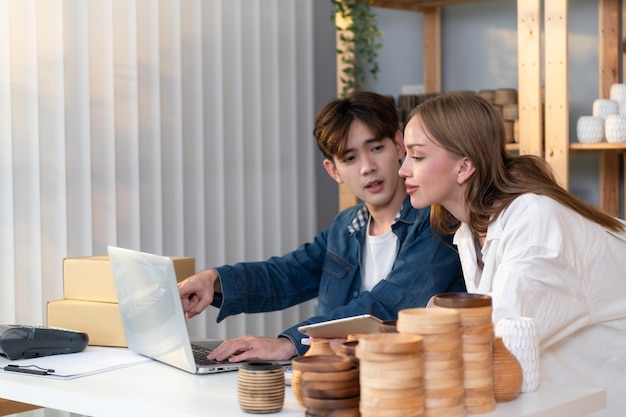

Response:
(292, 355), (359, 417)
(397, 308), (465, 417)
(479, 88), (519, 143)
(237, 361), (285, 413)
(338, 340), (359, 365)
(356, 332), (425, 417)
(433, 293), (496, 414)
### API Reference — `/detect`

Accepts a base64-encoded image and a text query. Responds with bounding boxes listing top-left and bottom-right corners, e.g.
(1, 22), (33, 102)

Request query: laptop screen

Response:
(108, 246), (198, 373)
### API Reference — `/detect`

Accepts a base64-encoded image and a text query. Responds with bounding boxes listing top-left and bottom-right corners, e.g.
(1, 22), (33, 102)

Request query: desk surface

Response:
(0, 357), (606, 417)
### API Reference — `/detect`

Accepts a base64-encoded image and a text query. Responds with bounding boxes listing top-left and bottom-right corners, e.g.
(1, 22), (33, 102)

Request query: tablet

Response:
(297, 314), (382, 339)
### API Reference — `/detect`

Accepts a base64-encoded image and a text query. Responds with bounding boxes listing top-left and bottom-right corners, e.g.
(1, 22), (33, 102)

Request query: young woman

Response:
(399, 90), (626, 416)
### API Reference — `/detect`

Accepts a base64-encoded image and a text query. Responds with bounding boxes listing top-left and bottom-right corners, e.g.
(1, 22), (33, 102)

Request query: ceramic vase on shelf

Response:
(593, 98), (619, 120)
(492, 336), (523, 402)
(605, 115), (626, 143)
(496, 317), (540, 393)
(610, 83), (626, 102)
(576, 116), (604, 143)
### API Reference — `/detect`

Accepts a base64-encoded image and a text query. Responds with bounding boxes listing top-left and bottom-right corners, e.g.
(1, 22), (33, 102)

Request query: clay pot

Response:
(492, 336), (523, 402)
(291, 339), (337, 406)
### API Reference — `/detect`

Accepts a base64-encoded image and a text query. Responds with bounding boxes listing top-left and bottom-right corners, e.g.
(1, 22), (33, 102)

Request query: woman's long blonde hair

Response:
(409, 90), (624, 236)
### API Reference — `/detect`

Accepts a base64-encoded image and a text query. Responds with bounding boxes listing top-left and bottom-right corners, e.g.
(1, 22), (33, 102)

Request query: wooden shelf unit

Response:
(337, 0), (626, 218)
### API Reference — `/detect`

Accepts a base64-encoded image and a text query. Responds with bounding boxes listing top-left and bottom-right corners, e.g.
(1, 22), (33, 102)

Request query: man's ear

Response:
(394, 130), (406, 161)
(457, 157), (476, 185)
(323, 158), (343, 184)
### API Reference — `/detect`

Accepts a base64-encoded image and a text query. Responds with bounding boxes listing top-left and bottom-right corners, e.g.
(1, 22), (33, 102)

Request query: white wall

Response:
(1, 0), (318, 343)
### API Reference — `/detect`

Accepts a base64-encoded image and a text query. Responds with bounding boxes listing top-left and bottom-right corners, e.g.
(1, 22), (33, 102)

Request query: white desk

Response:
(0, 359), (606, 417)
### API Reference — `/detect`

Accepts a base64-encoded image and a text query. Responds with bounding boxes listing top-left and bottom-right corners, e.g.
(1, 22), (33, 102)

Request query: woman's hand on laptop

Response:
(178, 269), (221, 319)
(207, 336), (297, 362)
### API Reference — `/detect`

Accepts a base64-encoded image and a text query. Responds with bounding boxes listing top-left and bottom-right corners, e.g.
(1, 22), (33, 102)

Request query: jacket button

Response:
(353, 291), (359, 298)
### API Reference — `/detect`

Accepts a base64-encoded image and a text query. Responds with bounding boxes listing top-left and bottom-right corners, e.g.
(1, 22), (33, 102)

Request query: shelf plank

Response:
(506, 143), (520, 153)
(370, 0), (488, 12)
(570, 142), (626, 152)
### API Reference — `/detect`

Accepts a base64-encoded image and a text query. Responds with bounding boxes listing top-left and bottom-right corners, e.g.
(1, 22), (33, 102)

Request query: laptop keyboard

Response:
(192, 344), (230, 366)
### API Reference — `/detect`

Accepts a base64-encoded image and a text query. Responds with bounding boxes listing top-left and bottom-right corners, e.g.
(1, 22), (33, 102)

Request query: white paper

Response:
(0, 346), (150, 379)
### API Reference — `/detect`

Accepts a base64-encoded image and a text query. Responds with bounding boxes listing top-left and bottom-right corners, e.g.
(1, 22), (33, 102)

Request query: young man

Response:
(178, 91), (465, 362)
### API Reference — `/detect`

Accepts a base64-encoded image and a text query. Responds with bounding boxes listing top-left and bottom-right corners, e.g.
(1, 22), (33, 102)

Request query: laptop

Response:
(107, 245), (244, 374)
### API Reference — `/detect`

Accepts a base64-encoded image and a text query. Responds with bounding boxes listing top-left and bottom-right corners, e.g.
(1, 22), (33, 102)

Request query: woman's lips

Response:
(405, 184), (418, 194)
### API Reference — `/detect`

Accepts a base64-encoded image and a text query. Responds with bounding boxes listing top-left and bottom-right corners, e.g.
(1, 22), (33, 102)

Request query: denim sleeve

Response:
(211, 230), (330, 322)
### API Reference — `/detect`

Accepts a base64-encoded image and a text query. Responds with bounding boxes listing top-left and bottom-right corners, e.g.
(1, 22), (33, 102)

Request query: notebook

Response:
(107, 245), (244, 374)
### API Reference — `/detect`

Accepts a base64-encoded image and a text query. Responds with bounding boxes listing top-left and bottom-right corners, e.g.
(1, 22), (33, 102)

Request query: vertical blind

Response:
(0, 0), (318, 348)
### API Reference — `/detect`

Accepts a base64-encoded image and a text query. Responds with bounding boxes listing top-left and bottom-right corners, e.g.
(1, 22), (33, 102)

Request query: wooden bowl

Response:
(302, 395), (360, 410)
(357, 333), (422, 354)
(291, 355), (353, 373)
(300, 367), (359, 383)
(304, 407), (360, 417)
(433, 292), (492, 308)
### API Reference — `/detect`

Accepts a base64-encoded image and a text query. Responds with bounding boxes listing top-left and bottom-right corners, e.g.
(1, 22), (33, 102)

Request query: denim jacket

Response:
(211, 195), (465, 356)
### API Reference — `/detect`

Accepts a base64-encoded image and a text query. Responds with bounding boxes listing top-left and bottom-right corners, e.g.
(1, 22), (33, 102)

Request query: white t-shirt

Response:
(361, 218), (398, 291)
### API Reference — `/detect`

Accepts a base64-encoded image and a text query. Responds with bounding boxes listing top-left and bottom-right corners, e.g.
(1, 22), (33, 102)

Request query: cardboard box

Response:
(47, 299), (127, 347)
(62, 255), (195, 303)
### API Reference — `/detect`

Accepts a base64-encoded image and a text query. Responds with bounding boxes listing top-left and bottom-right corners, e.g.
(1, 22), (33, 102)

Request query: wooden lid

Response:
(433, 293), (492, 308)
(291, 355), (352, 372)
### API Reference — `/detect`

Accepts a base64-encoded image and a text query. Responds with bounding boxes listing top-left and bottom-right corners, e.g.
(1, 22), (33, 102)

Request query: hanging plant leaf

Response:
(331, 0), (383, 97)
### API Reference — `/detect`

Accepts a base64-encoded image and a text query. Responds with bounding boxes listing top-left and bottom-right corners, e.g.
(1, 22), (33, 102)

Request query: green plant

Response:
(331, 0), (383, 97)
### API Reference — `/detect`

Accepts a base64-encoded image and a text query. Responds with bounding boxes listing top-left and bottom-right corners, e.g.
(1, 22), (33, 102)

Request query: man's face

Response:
(324, 119), (405, 209)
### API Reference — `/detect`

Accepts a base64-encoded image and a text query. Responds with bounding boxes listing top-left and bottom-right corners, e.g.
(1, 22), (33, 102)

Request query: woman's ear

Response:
(323, 159), (343, 184)
(457, 157), (476, 185)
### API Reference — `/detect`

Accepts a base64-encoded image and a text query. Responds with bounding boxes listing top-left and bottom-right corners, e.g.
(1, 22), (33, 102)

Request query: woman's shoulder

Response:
(497, 194), (564, 226)
(499, 193), (581, 231)
(506, 193), (563, 214)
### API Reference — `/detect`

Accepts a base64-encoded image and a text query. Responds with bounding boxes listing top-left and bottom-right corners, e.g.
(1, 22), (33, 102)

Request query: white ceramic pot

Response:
(605, 114), (626, 143)
(576, 116), (604, 143)
(610, 83), (626, 102)
(495, 317), (540, 393)
(592, 99), (619, 120)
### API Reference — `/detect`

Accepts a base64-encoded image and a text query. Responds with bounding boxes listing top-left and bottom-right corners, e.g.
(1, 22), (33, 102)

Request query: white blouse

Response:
(454, 193), (626, 417)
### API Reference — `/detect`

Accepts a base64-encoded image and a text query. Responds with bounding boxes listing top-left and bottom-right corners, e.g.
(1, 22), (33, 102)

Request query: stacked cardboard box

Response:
(47, 255), (195, 347)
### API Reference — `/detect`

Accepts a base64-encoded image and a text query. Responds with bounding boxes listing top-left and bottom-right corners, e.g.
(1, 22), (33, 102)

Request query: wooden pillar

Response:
(517, 0), (543, 157)
(599, 0), (621, 217)
(543, 0), (569, 189)
(422, 7), (441, 94)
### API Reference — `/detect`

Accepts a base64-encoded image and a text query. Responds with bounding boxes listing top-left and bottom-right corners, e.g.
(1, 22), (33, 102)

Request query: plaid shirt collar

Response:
(347, 203), (403, 235)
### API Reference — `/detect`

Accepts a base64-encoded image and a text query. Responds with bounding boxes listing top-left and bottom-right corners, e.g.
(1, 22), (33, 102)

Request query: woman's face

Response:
(398, 116), (471, 219)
